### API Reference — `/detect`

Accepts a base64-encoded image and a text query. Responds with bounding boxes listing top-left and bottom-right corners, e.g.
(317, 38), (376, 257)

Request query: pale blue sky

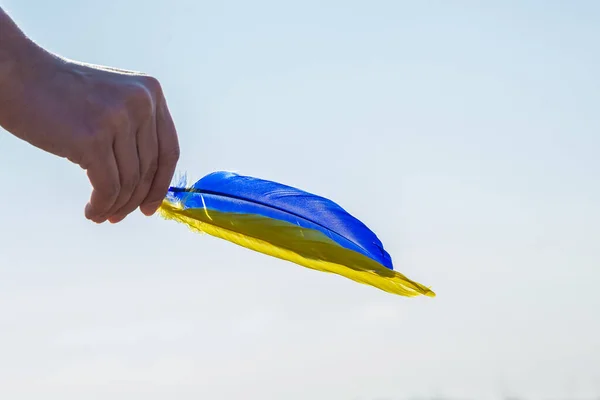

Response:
(0, 1), (599, 399)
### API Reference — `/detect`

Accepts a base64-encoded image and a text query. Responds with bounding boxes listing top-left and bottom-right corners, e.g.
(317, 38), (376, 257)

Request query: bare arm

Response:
(0, 6), (27, 72)
(0, 7), (36, 102)
(0, 7), (180, 223)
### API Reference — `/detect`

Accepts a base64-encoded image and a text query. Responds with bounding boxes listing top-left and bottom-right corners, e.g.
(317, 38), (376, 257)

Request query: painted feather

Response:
(158, 171), (435, 298)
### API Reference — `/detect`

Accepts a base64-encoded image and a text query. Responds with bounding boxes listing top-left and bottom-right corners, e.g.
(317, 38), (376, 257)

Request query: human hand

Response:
(0, 43), (179, 224)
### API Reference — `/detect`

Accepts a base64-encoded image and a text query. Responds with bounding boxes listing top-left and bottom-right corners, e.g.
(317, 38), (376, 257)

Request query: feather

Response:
(158, 171), (435, 297)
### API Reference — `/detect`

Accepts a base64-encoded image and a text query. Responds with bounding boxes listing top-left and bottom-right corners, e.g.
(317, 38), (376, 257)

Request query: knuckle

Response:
(142, 75), (162, 95)
(128, 83), (153, 110)
(78, 155), (92, 170)
(142, 160), (159, 184)
(89, 132), (112, 148)
(114, 203), (135, 218)
(104, 180), (121, 199)
(100, 104), (130, 131)
(121, 173), (141, 193)
(80, 137), (112, 169)
(90, 144), (112, 164)
(163, 146), (180, 164)
(68, 148), (87, 168)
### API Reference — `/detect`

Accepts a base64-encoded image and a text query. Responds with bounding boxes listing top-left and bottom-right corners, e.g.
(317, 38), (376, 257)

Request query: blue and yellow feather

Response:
(158, 171), (435, 298)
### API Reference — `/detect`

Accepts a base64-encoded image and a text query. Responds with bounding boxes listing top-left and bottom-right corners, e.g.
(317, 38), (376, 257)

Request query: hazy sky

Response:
(1, 1), (598, 399)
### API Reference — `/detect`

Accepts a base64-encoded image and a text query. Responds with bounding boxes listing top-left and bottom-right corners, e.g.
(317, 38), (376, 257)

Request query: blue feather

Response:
(168, 171), (393, 269)
(161, 171), (434, 297)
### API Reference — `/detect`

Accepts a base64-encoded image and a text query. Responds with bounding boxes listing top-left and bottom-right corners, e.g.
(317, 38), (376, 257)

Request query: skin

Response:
(0, 7), (180, 224)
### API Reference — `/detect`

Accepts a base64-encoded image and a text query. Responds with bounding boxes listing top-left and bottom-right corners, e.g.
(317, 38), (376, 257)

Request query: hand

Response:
(0, 43), (180, 224)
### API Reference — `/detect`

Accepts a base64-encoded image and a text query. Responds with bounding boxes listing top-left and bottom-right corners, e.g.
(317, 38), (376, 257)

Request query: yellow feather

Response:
(158, 200), (435, 298)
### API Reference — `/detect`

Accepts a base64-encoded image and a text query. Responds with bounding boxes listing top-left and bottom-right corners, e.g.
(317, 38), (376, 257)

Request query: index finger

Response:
(85, 148), (121, 223)
(139, 100), (180, 216)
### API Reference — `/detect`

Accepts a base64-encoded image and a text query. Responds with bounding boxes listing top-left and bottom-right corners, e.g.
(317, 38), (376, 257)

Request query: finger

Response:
(109, 116), (158, 223)
(105, 130), (140, 222)
(85, 147), (120, 223)
(140, 100), (179, 216)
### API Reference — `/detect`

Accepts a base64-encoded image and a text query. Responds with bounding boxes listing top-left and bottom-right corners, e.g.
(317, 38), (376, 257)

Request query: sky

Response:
(0, 1), (599, 399)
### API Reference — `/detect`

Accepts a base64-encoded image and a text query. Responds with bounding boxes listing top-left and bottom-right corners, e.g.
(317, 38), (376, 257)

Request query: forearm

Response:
(0, 7), (55, 133)
(0, 7), (32, 86)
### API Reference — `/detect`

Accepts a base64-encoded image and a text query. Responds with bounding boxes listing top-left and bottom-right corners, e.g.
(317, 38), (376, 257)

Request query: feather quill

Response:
(158, 171), (435, 297)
